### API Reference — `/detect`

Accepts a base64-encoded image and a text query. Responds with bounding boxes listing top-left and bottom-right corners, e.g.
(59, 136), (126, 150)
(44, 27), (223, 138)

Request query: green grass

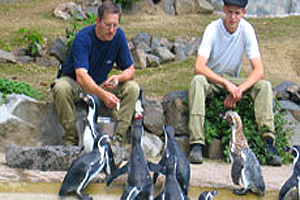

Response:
(0, 0), (300, 100)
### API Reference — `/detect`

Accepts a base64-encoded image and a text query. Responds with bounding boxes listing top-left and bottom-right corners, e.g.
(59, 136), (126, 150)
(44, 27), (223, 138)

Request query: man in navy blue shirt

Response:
(52, 1), (139, 146)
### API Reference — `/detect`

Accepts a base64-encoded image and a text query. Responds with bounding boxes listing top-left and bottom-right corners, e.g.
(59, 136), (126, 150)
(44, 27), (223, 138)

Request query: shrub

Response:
(17, 28), (44, 57)
(204, 92), (293, 165)
(0, 40), (11, 52)
(0, 78), (42, 100)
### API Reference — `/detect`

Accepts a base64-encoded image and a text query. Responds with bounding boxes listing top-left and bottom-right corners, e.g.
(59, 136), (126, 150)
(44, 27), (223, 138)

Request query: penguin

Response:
(223, 110), (265, 196)
(198, 190), (218, 200)
(153, 125), (190, 196)
(279, 145), (300, 200)
(106, 120), (156, 200)
(81, 93), (101, 153)
(59, 134), (112, 200)
(155, 154), (188, 200)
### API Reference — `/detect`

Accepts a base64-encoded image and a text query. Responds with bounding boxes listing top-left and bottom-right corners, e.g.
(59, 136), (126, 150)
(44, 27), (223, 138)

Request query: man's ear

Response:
(242, 8), (247, 15)
(96, 16), (100, 24)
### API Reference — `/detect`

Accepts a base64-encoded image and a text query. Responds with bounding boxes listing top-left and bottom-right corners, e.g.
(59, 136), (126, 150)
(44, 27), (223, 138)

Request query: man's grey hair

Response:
(98, 1), (122, 22)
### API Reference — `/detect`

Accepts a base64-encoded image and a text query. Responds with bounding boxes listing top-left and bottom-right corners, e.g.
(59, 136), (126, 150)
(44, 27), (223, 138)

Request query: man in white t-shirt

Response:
(188, 0), (282, 166)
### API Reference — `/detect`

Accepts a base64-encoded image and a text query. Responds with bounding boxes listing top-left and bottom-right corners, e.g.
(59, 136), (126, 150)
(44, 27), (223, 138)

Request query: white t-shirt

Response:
(198, 18), (260, 77)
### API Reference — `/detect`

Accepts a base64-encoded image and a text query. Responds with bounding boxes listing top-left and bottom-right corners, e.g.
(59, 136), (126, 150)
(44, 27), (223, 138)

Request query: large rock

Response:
(0, 94), (48, 151)
(5, 144), (83, 171)
(0, 49), (16, 63)
(162, 91), (189, 136)
(143, 97), (164, 135)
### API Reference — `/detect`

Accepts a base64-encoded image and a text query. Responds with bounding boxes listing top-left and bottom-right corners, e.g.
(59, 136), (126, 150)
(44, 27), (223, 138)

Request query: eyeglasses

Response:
(102, 21), (118, 30)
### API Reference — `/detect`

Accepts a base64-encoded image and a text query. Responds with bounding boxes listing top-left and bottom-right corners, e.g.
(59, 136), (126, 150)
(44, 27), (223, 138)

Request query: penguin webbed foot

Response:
(78, 193), (92, 200)
(233, 188), (249, 195)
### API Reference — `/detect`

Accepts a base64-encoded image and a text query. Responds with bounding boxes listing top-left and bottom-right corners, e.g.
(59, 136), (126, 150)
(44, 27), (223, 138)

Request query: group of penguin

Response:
(58, 93), (217, 200)
(58, 93), (300, 200)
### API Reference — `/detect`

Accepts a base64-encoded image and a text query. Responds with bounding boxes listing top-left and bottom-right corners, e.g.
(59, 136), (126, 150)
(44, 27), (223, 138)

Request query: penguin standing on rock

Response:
(59, 134), (115, 200)
(279, 145), (300, 200)
(198, 190), (218, 200)
(81, 93), (101, 153)
(153, 125), (190, 196)
(223, 110), (265, 196)
(155, 155), (188, 200)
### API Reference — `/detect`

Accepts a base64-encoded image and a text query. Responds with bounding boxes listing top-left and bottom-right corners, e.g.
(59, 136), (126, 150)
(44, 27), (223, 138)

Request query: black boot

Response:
(264, 137), (282, 166)
(188, 144), (203, 164)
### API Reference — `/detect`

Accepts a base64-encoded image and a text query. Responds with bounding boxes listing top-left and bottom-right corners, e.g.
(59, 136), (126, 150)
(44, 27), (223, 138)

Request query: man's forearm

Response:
(117, 65), (135, 83)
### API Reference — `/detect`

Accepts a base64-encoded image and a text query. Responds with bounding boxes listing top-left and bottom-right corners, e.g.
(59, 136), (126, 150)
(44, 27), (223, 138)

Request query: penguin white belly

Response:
(83, 127), (94, 153)
(241, 167), (250, 189)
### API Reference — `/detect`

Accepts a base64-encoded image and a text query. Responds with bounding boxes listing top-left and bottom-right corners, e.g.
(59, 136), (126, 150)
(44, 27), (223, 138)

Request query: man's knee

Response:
(52, 78), (73, 99)
(256, 80), (272, 92)
(122, 81), (140, 99)
(192, 75), (207, 84)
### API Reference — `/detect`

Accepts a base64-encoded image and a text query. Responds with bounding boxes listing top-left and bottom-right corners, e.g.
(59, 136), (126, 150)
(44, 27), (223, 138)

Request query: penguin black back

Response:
(154, 125), (190, 196)
(107, 122), (154, 200)
(155, 155), (188, 200)
(279, 145), (300, 200)
(59, 134), (108, 200)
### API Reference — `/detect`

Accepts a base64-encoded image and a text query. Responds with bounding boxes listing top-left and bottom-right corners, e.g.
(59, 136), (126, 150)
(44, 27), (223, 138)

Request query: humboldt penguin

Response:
(81, 93), (101, 153)
(107, 120), (156, 199)
(59, 134), (116, 200)
(223, 110), (265, 196)
(155, 154), (188, 200)
(279, 145), (300, 200)
(198, 190), (218, 200)
(153, 125), (190, 196)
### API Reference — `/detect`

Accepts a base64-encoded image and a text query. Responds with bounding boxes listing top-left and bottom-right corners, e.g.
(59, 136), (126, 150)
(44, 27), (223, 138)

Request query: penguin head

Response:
(223, 110), (242, 127)
(80, 93), (101, 121)
(198, 190), (218, 200)
(95, 134), (111, 149)
(291, 146), (300, 158)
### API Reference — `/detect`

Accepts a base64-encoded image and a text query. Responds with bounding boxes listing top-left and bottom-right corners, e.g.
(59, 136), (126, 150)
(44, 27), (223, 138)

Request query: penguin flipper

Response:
(105, 144), (117, 177)
(279, 175), (298, 200)
(59, 157), (93, 195)
(153, 156), (166, 185)
(148, 161), (166, 175)
(231, 156), (244, 185)
(106, 163), (128, 186)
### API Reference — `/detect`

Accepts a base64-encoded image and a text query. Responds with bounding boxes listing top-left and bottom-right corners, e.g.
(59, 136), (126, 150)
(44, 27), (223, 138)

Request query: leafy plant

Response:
(65, 12), (96, 48)
(0, 78), (42, 100)
(17, 28), (43, 57)
(0, 40), (11, 52)
(204, 92), (293, 165)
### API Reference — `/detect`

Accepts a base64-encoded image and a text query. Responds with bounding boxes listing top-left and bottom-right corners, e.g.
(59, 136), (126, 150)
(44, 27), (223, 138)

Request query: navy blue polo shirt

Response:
(63, 25), (133, 85)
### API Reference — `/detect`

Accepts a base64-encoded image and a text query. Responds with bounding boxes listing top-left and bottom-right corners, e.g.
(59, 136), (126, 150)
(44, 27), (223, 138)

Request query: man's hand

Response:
(224, 94), (237, 108)
(104, 75), (119, 90)
(103, 91), (120, 109)
(224, 81), (243, 109)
